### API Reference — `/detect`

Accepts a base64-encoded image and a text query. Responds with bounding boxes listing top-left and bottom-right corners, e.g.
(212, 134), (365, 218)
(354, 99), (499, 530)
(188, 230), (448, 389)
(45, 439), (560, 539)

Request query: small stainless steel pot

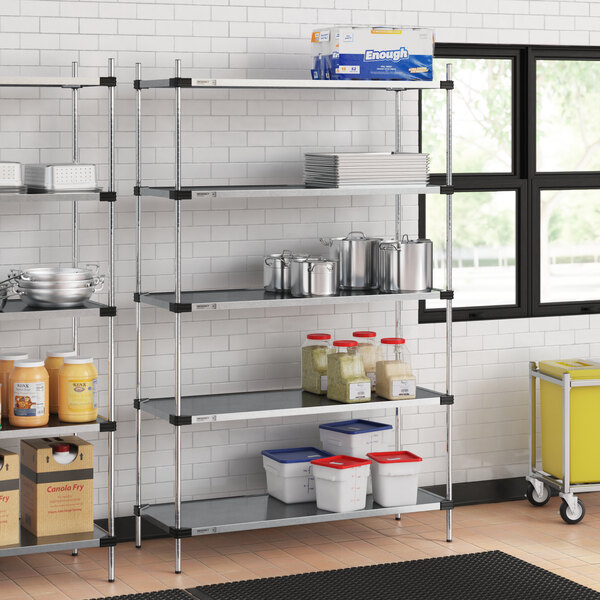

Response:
(320, 231), (381, 290)
(290, 257), (337, 297)
(399, 234), (433, 292)
(264, 250), (295, 292)
(379, 240), (401, 293)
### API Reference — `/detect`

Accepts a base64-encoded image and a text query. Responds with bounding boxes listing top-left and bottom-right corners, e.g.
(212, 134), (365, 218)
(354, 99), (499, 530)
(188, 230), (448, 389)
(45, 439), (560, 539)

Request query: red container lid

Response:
(311, 455), (372, 469)
(333, 340), (358, 348)
(307, 333), (331, 340)
(381, 337), (405, 345)
(53, 444), (70, 453)
(353, 331), (376, 338)
(366, 451), (422, 464)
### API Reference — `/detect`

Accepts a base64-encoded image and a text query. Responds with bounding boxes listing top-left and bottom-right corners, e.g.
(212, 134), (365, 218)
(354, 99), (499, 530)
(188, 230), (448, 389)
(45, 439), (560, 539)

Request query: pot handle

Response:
(401, 234), (410, 243)
(347, 231), (367, 240)
(380, 241), (401, 251)
(319, 237), (333, 247)
(264, 256), (275, 267)
(93, 275), (105, 293)
(85, 263), (100, 276)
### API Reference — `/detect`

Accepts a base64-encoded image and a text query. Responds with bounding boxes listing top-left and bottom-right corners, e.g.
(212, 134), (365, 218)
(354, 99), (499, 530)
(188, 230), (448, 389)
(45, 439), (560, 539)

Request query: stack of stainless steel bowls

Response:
(14, 266), (104, 308)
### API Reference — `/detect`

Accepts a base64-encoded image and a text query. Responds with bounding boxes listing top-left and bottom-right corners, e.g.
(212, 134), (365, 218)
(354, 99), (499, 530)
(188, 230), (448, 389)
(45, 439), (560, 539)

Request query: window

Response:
(420, 44), (600, 322)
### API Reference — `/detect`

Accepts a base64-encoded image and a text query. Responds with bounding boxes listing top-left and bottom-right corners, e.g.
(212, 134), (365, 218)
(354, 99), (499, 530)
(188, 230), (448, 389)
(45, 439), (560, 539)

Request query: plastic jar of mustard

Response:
(45, 349), (77, 415)
(326, 340), (371, 403)
(9, 360), (49, 427)
(0, 353), (28, 419)
(375, 338), (417, 400)
(349, 331), (382, 391)
(58, 358), (98, 423)
(301, 333), (333, 395)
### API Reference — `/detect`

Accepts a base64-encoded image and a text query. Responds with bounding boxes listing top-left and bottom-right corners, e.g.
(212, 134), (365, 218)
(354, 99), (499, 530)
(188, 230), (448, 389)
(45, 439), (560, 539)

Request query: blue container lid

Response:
(319, 419), (393, 435)
(261, 447), (332, 464)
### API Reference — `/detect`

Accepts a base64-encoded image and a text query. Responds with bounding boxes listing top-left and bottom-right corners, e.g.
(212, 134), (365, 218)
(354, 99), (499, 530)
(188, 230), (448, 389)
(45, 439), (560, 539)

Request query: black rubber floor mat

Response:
(189, 550), (600, 600)
(87, 590), (193, 600)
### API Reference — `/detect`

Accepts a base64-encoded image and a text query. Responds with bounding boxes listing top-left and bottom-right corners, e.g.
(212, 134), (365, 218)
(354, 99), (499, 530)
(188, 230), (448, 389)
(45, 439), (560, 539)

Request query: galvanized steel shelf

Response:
(0, 76), (115, 88)
(138, 288), (443, 312)
(136, 387), (452, 425)
(0, 189), (115, 202)
(0, 414), (115, 441)
(0, 61), (118, 581)
(141, 490), (448, 537)
(134, 60), (455, 574)
(0, 525), (114, 558)
(135, 77), (451, 91)
(137, 184), (441, 200)
(0, 298), (112, 321)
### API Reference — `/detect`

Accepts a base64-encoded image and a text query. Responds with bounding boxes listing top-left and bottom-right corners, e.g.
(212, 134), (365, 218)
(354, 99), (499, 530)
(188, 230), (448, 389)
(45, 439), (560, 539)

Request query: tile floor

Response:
(3, 494), (600, 599)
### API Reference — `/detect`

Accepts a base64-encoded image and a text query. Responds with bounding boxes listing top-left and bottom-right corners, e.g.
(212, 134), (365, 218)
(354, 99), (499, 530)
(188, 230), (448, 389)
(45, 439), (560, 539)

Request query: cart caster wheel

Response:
(526, 482), (550, 506)
(560, 499), (585, 524)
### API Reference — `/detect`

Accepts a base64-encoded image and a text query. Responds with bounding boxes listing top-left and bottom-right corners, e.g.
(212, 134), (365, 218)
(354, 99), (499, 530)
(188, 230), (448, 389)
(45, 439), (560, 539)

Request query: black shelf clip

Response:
(439, 394), (454, 406)
(169, 189), (193, 200)
(99, 535), (118, 547)
(134, 185), (142, 196)
(169, 414), (192, 426)
(440, 290), (454, 300)
(99, 306), (117, 317)
(133, 292), (141, 303)
(169, 526), (192, 539)
(99, 420), (117, 432)
(440, 499), (454, 510)
(133, 503), (149, 516)
(169, 302), (192, 314)
(99, 76), (117, 87)
(134, 398), (150, 410)
(439, 185), (454, 195)
(99, 191), (117, 202)
(440, 80), (454, 90)
(169, 77), (192, 88)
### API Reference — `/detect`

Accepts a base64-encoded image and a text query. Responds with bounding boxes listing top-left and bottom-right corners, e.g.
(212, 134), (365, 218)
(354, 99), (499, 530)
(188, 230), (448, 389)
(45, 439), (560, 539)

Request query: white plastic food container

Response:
(319, 418), (393, 493)
(311, 455), (372, 512)
(367, 451), (422, 507)
(23, 163), (97, 191)
(261, 447), (332, 504)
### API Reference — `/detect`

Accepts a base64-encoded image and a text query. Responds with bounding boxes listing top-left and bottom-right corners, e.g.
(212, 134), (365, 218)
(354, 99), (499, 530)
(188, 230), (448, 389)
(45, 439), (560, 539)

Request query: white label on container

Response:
(13, 381), (45, 417)
(349, 382), (371, 400)
(320, 375), (328, 392)
(366, 371), (376, 388)
(392, 379), (416, 397)
(337, 65), (360, 74)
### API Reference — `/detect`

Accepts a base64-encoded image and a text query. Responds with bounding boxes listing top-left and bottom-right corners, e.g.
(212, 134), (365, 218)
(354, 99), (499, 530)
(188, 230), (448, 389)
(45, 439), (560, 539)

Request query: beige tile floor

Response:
(3, 494), (600, 599)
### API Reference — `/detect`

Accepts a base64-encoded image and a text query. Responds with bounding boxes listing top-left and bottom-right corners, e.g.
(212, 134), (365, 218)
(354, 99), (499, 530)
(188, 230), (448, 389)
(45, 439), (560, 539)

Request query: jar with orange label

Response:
(0, 353), (29, 420)
(45, 350), (77, 415)
(58, 358), (98, 423)
(9, 360), (49, 427)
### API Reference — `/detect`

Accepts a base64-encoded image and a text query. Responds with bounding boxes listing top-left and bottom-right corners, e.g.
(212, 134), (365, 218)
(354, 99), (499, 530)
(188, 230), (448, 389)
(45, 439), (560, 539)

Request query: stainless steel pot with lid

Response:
(320, 231), (382, 290)
(398, 234), (433, 292)
(290, 256), (338, 297)
(379, 240), (402, 293)
(264, 250), (299, 292)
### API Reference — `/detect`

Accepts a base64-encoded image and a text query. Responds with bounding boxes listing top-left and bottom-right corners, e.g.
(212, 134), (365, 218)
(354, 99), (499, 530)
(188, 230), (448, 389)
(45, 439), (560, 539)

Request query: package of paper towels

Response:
(311, 26), (434, 81)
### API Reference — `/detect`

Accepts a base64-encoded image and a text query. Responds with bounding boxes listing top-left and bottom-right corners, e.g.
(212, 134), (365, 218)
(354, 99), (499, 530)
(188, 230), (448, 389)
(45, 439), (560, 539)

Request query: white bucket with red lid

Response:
(367, 451), (422, 507)
(311, 454), (371, 512)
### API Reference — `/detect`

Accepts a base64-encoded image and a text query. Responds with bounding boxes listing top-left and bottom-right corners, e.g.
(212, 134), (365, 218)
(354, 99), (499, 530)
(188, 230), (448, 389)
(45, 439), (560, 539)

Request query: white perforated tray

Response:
(0, 162), (23, 188)
(24, 164), (97, 191)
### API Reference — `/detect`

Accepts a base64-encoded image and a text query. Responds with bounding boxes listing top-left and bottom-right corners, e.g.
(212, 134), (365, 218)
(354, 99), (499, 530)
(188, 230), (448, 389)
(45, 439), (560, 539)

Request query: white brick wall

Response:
(0, 0), (599, 519)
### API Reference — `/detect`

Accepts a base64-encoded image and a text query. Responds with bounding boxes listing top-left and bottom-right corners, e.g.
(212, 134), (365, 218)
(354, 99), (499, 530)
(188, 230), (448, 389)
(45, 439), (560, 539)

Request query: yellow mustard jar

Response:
(58, 358), (98, 423)
(9, 360), (49, 427)
(45, 350), (77, 415)
(0, 353), (28, 419)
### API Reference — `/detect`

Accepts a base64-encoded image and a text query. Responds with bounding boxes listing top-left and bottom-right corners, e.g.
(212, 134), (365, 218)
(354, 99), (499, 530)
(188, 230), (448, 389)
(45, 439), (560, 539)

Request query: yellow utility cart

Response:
(526, 360), (600, 524)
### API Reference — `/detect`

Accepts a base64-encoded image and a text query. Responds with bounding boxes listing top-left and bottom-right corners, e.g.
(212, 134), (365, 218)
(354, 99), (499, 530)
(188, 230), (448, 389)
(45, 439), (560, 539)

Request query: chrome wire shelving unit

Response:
(0, 61), (118, 581)
(133, 61), (455, 574)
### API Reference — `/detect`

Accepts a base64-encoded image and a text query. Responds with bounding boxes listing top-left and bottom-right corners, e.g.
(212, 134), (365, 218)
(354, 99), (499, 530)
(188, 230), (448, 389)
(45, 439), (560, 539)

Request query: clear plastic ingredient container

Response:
(9, 359), (49, 427)
(375, 337), (417, 400)
(301, 333), (333, 395)
(327, 340), (371, 403)
(349, 331), (382, 390)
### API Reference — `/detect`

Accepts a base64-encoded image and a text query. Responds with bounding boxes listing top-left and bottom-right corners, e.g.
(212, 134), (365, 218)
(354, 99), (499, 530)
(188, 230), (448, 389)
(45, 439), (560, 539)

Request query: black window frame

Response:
(419, 43), (600, 323)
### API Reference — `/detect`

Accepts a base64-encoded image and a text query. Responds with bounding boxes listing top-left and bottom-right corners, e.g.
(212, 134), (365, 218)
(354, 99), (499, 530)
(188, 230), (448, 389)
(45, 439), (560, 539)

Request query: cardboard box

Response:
(311, 26), (434, 81)
(20, 437), (93, 537)
(0, 448), (19, 547)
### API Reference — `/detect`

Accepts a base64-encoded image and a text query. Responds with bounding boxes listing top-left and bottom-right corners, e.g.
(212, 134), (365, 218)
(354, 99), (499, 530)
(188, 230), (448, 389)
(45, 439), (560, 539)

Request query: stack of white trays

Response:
(304, 152), (430, 188)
